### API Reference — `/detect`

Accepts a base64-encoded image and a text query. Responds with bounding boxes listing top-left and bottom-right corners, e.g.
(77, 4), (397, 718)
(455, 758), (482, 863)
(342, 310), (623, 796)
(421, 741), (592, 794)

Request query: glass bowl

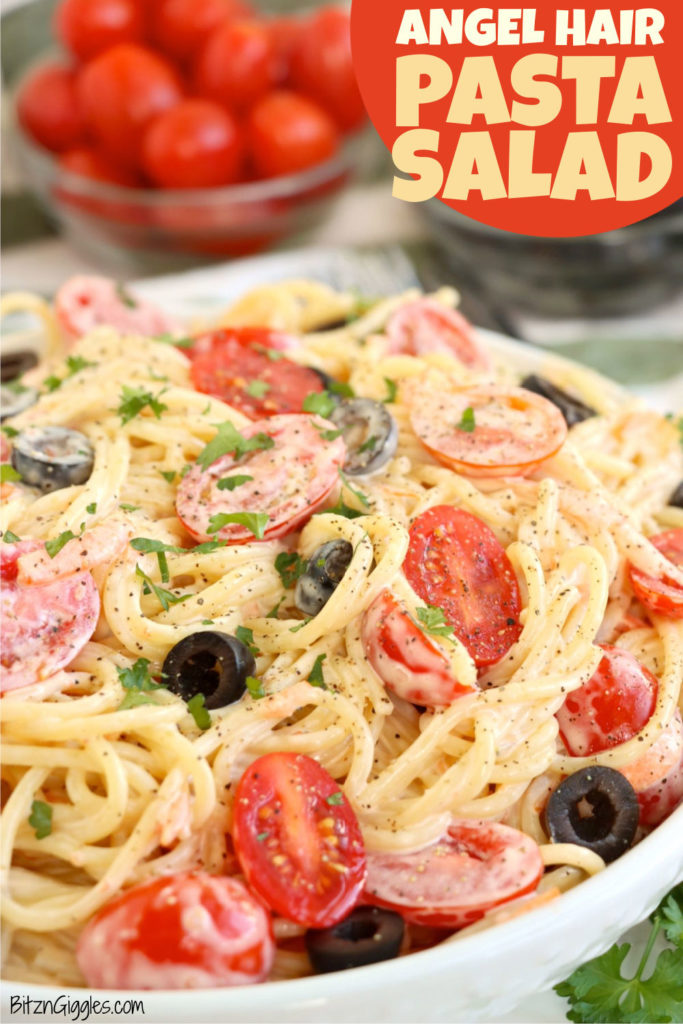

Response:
(2, 0), (372, 275)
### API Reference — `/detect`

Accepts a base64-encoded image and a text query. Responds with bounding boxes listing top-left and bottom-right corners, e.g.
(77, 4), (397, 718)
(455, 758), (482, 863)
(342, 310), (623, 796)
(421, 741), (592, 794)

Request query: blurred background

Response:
(2, 0), (682, 396)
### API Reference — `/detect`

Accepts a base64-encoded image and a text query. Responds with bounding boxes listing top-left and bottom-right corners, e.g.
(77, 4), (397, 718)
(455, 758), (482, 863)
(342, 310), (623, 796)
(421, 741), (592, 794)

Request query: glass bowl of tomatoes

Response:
(5, 0), (372, 273)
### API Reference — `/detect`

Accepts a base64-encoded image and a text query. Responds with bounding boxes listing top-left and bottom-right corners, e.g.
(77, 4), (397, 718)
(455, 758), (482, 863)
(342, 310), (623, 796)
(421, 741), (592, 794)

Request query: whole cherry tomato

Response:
(16, 63), (85, 153)
(150, 0), (253, 64)
(59, 147), (141, 186)
(54, 0), (146, 61)
(247, 90), (339, 179)
(77, 43), (183, 169)
(289, 7), (366, 131)
(195, 20), (275, 110)
(142, 100), (244, 188)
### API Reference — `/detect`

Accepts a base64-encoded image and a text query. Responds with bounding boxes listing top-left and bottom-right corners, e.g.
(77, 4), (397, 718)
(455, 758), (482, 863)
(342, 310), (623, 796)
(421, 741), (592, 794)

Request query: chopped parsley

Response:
(317, 499), (364, 520)
(4, 380), (29, 394)
(115, 282), (137, 308)
(274, 551), (307, 589)
(3, 530), (21, 543)
(180, 463), (192, 478)
(338, 469), (370, 508)
(42, 355), (95, 394)
(290, 618), (311, 633)
(43, 374), (63, 393)
(266, 597), (285, 619)
(86, 502), (97, 515)
(116, 658), (165, 710)
(160, 470), (177, 484)
(358, 434), (378, 453)
(256, 831), (269, 841)
(0, 464), (21, 484)
(302, 391), (336, 419)
(196, 422), (274, 470)
(192, 540), (229, 554)
(135, 565), (191, 612)
(246, 380), (271, 398)
(307, 654), (327, 689)
(1, 424), (19, 438)
(45, 530), (78, 559)
(314, 424), (343, 441)
(28, 800), (52, 839)
(383, 377), (398, 404)
(326, 791), (343, 806)
(208, 512), (269, 539)
(235, 625), (260, 657)
(116, 385), (168, 425)
(329, 381), (355, 398)
(416, 604), (456, 642)
(187, 693), (211, 730)
(456, 406), (476, 433)
(155, 332), (194, 349)
(119, 503), (141, 513)
(131, 537), (186, 582)
(246, 675), (265, 699)
(217, 474), (253, 491)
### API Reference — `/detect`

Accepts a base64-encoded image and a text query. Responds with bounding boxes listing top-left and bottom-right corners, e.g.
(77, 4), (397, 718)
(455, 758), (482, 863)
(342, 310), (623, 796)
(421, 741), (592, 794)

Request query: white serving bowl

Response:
(2, 254), (681, 1023)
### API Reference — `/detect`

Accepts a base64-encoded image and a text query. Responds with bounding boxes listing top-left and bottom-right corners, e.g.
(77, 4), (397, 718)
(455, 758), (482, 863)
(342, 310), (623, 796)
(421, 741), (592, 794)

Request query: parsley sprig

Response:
(555, 884), (683, 1022)
(135, 565), (191, 612)
(307, 654), (327, 689)
(208, 512), (269, 539)
(116, 658), (165, 709)
(274, 551), (307, 589)
(1, 464), (21, 484)
(302, 391), (337, 419)
(416, 605), (456, 643)
(456, 406), (476, 433)
(45, 529), (79, 559)
(43, 354), (95, 393)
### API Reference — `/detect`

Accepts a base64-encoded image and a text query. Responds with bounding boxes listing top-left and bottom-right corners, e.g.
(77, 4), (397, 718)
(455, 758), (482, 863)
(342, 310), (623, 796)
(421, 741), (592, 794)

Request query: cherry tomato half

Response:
(404, 506), (522, 668)
(59, 147), (142, 186)
(189, 327), (323, 418)
(628, 529), (683, 620)
(556, 645), (658, 758)
(16, 63), (85, 153)
(362, 589), (475, 707)
(76, 872), (274, 989)
(247, 89), (339, 179)
(289, 6), (365, 131)
(176, 414), (346, 543)
(54, 0), (145, 61)
(408, 382), (568, 479)
(77, 44), (183, 169)
(142, 100), (244, 189)
(195, 20), (275, 111)
(150, 0), (253, 64)
(386, 299), (491, 372)
(233, 752), (366, 928)
(365, 821), (543, 928)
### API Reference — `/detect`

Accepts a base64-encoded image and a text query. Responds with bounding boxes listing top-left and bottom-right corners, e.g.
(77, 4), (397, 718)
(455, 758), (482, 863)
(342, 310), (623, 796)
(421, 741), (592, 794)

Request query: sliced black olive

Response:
(545, 766), (639, 863)
(330, 398), (398, 476)
(669, 482), (683, 509)
(294, 540), (353, 617)
(161, 631), (256, 710)
(1, 350), (38, 383)
(11, 426), (94, 493)
(1, 384), (39, 421)
(306, 906), (404, 974)
(520, 374), (596, 428)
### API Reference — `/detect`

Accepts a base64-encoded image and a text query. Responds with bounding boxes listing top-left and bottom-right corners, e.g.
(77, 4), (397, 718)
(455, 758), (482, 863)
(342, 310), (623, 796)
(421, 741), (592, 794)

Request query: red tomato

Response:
(628, 529), (683, 620)
(233, 753), (366, 928)
(150, 0), (253, 63)
(55, 275), (178, 341)
(59, 147), (141, 186)
(247, 90), (339, 179)
(386, 299), (492, 372)
(76, 873), (274, 989)
(408, 382), (568, 479)
(77, 44), (183, 169)
(365, 821), (543, 928)
(268, 16), (301, 84)
(195, 21), (275, 111)
(289, 6), (365, 131)
(16, 63), (85, 153)
(362, 590), (475, 707)
(556, 645), (658, 758)
(55, 0), (145, 61)
(141, 100), (244, 189)
(1, 542), (99, 694)
(403, 506), (522, 668)
(637, 716), (683, 827)
(189, 327), (323, 419)
(176, 414), (346, 544)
